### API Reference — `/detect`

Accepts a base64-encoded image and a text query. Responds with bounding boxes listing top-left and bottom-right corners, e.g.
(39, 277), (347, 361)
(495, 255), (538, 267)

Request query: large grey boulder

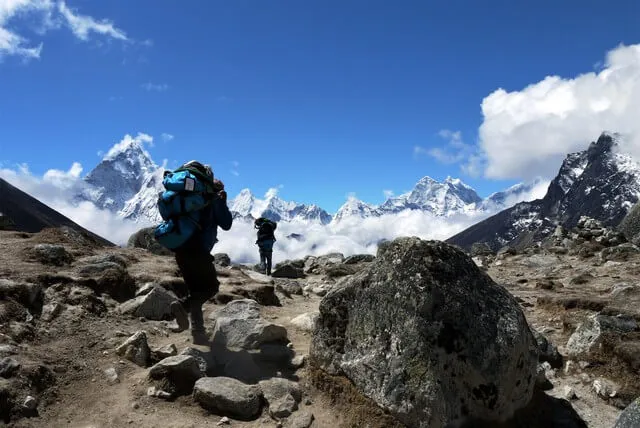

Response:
(566, 314), (638, 358)
(148, 355), (204, 396)
(618, 201), (640, 245)
(30, 244), (73, 266)
(193, 377), (263, 420)
(615, 397), (640, 428)
(310, 237), (539, 428)
(210, 299), (288, 349)
(272, 262), (305, 279)
(214, 253), (231, 267)
(118, 286), (177, 320)
(127, 227), (172, 256)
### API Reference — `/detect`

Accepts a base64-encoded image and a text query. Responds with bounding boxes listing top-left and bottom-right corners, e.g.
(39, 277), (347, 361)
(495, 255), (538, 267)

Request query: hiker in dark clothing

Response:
(254, 217), (277, 275)
(169, 161), (233, 345)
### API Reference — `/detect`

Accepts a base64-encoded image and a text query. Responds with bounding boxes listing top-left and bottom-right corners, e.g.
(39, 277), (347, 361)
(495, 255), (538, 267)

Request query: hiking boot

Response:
(191, 330), (209, 346)
(170, 301), (190, 332)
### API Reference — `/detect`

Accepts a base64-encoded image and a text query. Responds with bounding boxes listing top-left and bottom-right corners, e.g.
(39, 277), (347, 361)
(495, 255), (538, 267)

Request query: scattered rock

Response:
(532, 329), (563, 369)
(289, 312), (318, 333)
(614, 397), (640, 428)
(148, 355), (204, 396)
(230, 283), (280, 306)
(116, 331), (151, 367)
(76, 256), (136, 302)
(0, 358), (20, 378)
(31, 244), (73, 266)
(193, 377), (263, 420)
(147, 386), (172, 399)
(286, 410), (315, 428)
(210, 299), (288, 350)
(214, 253), (231, 267)
(40, 302), (63, 322)
(259, 378), (303, 418)
(23, 395), (38, 411)
(272, 262), (305, 279)
(217, 416), (231, 425)
(154, 344), (178, 361)
(180, 347), (216, 376)
(566, 314), (638, 358)
(276, 280), (303, 296)
(118, 286), (177, 320)
(104, 367), (119, 384)
(561, 386), (577, 401)
(592, 378), (619, 399)
(311, 238), (538, 427)
(127, 227), (172, 256)
(343, 254), (375, 264)
(601, 243), (640, 262)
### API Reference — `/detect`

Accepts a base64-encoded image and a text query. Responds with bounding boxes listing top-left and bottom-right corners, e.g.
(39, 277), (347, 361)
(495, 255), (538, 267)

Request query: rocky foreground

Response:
(1, 219), (640, 427)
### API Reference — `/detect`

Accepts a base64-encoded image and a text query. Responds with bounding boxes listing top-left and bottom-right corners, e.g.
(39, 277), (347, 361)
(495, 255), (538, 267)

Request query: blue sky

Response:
(1, 0), (640, 213)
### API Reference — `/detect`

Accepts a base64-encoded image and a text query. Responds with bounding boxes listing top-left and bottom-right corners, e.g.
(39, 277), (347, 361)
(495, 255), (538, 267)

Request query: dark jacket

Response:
(256, 221), (277, 242)
(180, 197), (232, 254)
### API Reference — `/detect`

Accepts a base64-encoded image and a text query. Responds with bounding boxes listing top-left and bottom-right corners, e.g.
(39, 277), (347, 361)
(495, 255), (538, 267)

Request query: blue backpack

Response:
(153, 166), (217, 251)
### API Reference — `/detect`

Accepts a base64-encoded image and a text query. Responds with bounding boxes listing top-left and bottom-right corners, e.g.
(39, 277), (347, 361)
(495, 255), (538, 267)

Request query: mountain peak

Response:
(104, 133), (153, 162)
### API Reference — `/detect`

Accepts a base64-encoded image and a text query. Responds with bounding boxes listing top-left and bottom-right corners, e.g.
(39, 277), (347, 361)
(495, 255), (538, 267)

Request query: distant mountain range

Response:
(447, 133), (640, 251)
(72, 137), (543, 225)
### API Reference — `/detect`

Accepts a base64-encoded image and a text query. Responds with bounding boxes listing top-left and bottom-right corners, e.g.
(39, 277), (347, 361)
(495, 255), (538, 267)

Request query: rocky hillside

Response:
(448, 133), (640, 251)
(0, 177), (113, 246)
(2, 224), (640, 427)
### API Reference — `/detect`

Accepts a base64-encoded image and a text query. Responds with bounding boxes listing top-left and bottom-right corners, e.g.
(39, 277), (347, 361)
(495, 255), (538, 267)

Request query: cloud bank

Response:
(479, 43), (640, 180)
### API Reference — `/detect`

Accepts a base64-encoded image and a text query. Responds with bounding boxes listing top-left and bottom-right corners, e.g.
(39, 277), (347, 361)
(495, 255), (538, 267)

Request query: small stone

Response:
(291, 355), (306, 369)
(562, 385), (577, 401)
(131, 402), (140, 410)
(104, 367), (119, 384)
(564, 360), (575, 375)
(578, 361), (590, 370)
(217, 416), (231, 425)
(23, 395), (38, 410)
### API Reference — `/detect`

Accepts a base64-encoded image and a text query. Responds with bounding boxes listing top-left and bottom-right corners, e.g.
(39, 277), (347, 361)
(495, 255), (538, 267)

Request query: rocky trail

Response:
(1, 218), (640, 427)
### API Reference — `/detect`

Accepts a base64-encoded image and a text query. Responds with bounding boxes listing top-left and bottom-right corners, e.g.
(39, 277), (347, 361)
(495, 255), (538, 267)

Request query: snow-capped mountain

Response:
(378, 176), (482, 216)
(77, 135), (548, 227)
(79, 136), (158, 213)
(447, 133), (640, 251)
(333, 197), (379, 222)
(479, 178), (547, 211)
(228, 189), (332, 224)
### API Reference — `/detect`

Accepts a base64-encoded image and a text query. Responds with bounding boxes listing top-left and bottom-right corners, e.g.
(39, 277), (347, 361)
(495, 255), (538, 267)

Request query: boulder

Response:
(310, 237), (539, 428)
(214, 253), (231, 267)
(258, 377), (302, 418)
(76, 255), (136, 302)
(272, 262), (305, 279)
(148, 355), (204, 396)
(275, 280), (303, 296)
(127, 227), (172, 256)
(566, 314), (638, 358)
(0, 358), (20, 378)
(193, 377), (263, 420)
(290, 312), (319, 333)
(470, 242), (494, 257)
(180, 347), (217, 376)
(323, 264), (359, 278)
(287, 410), (315, 428)
(343, 254), (376, 264)
(118, 286), (177, 320)
(615, 397), (640, 428)
(116, 331), (151, 367)
(30, 244), (73, 266)
(532, 329), (563, 369)
(230, 283), (280, 306)
(210, 299), (288, 350)
(600, 243), (640, 262)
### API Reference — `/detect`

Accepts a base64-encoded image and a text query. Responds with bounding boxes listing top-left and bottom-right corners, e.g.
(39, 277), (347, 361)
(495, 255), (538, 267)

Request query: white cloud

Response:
(105, 132), (153, 159)
(57, 1), (126, 41)
(0, 0), (131, 60)
(161, 133), (174, 142)
(215, 211), (486, 265)
(383, 189), (394, 198)
(479, 43), (640, 180)
(141, 82), (169, 92)
(0, 162), (141, 244)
